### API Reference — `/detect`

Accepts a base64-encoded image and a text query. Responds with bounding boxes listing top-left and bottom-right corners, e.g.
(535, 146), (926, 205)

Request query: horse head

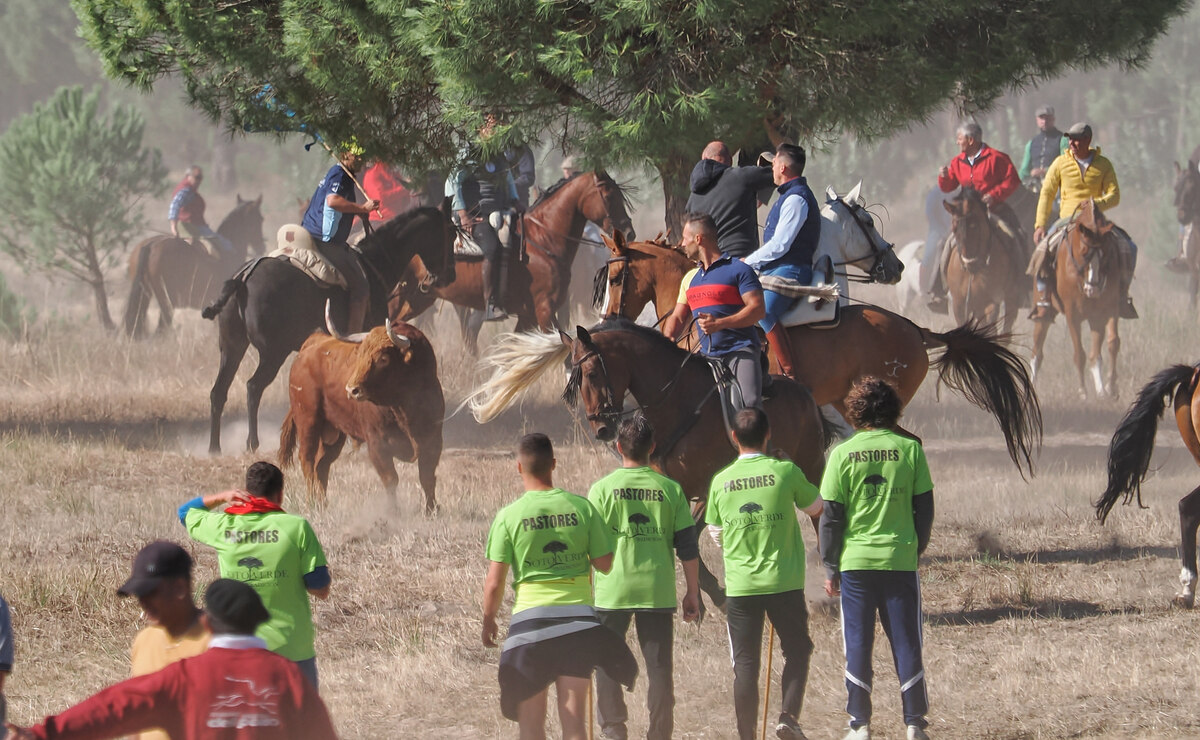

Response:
(562, 325), (627, 442)
(222, 194), (266, 256)
(1067, 199), (1115, 298)
(1174, 160), (1200, 226)
(594, 231), (631, 315)
(580, 171), (636, 241)
(943, 188), (992, 266)
(821, 183), (901, 284)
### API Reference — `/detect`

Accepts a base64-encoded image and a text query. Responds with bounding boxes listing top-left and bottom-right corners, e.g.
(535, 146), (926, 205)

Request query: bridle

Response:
(951, 202), (995, 273)
(1064, 221), (1111, 298)
(829, 198), (896, 283)
(569, 347), (626, 425)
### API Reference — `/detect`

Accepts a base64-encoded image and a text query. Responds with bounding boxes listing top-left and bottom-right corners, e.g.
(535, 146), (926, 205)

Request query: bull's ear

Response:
(577, 326), (593, 345)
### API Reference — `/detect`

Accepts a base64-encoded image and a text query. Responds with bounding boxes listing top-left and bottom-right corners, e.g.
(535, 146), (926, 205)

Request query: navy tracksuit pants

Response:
(840, 570), (928, 730)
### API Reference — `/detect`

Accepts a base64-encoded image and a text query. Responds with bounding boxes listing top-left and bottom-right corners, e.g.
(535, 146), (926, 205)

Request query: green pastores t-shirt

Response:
(486, 488), (613, 613)
(185, 509), (327, 661)
(706, 455), (821, 597)
(588, 466), (694, 610)
(820, 429), (934, 572)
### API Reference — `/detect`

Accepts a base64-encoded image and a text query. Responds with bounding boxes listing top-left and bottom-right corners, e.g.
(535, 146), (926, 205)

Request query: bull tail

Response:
(1097, 364), (1198, 523)
(124, 244), (153, 336)
(278, 408), (298, 468)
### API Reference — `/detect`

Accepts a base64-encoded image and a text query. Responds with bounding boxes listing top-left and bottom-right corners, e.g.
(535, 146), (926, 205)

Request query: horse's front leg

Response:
(1064, 315), (1088, 398)
(1029, 315), (1052, 384)
(1085, 318), (1107, 398)
(1104, 314), (1121, 400)
(1176, 486), (1200, 608)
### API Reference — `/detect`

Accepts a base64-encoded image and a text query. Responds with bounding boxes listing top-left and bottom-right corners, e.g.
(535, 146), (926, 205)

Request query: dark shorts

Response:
(499, 625), (637, 721)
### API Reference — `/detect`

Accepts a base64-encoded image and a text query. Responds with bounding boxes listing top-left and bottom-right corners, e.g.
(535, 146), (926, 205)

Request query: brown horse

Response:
(599, 236), (1042, 475)
(467, 318), (827, 606)
(388, 171), (635, 352)
(943, 189), (1023, 333)
(124, 196), (265, 336)
(1029, 199), (1123, 399)
(1097, 363), (1200, 606)
(1170, 159), (1200, 307)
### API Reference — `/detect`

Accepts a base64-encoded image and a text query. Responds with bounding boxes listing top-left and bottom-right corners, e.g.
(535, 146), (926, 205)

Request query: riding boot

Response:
(1120, 279), (1139, 320)
(766, 325), (798, 380)
(1029, 276), (1053, 322)
(480, 257), (508, 322)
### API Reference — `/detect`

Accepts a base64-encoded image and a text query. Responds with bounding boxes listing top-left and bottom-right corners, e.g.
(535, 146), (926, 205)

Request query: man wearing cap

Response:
(447, 114), (521, 321)
(1030, 122), (1138, 320)
(1018, 106), (1066, 193)
(3, 580), (338, 740)
(743, 143), (821, 381)
(685, 141), (774, 259)
(178, 462), (331, 690)
(168, 166), (233, 260)
(118, 541), (209, 740)
(928, 122), (1024, 313)
(301, 143), (379, 333)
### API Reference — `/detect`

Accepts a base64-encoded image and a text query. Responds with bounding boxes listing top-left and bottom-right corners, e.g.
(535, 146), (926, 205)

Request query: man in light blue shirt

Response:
(745, 144), (821, 381)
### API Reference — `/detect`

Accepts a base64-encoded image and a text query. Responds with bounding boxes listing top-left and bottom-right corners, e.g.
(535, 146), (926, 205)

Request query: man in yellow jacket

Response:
(1030, 122), (1138, 320)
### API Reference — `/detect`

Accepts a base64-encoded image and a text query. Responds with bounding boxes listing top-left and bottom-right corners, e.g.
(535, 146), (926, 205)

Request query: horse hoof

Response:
(1172, 594), (1195, 609)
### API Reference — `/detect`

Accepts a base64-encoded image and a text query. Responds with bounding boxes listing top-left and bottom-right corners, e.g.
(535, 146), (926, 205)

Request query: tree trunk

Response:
(656, 151), (693, 242)
(82, 237), (115, 330)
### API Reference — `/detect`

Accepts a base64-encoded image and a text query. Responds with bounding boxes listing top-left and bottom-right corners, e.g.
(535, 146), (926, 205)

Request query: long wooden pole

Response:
(760, 622), (776, 740)
(317, 139), (381, 219)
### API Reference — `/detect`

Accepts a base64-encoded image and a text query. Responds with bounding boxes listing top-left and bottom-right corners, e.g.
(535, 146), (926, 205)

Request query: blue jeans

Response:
(295, 657), (319, 691)
(759, 263), (812, 332)
(840, 571), (927, 730)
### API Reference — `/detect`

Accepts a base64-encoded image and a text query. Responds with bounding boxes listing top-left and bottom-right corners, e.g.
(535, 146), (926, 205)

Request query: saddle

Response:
(268, 224), (348, 289)
(1027, 218), (1135, 283)
(771, 255), (842, 329)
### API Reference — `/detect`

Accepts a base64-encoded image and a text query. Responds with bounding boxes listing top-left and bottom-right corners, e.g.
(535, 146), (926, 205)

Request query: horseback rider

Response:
(744, 143), (820, 381)
(168, 166), (233, 259)
(1018, 106), (1066, 194)
(447, 115), (521, 321)
(1030, 122), (1139, 321)
(685, 140), (774, 259)
(679, 212), (766, 411)
(300, 142), (378, 333)
(927, 122), (1023, 313)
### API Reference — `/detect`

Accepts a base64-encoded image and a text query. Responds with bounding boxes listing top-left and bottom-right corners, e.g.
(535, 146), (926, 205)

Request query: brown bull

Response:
(279, 303), (444, 512)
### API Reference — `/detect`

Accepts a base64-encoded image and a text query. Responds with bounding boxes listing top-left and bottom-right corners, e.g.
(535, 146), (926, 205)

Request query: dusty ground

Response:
(2, 264), (1200, 739)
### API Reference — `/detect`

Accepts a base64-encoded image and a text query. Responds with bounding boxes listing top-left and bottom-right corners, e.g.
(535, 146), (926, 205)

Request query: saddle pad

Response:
(268, 245), (347, 289)
(761, 271), (841, 329)
(779, 296), (840, 329)
(454, 233), (484, 257)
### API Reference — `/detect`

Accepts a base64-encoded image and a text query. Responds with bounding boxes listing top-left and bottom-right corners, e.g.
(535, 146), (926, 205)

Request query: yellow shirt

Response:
(130, 620), (210, 740)
(676, 267), (699, 306)
(1035, 147), (1119, 228)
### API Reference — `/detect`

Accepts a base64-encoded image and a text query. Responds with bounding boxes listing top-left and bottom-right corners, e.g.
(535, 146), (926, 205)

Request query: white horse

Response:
(893, 240), (924, 314)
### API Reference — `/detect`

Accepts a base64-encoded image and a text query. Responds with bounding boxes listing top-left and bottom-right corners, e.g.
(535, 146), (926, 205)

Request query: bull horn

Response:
(324, 299), (367, 343)
(386, 321), (410, 350)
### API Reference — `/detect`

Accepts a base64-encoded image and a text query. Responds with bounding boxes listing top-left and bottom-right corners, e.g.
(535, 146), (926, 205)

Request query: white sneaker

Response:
(842, 725), (870, 740)
(907, 725), (930, 740)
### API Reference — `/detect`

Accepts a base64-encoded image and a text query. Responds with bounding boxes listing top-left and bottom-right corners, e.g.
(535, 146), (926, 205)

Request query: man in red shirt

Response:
(361, 162), (417, 224)
(4, 580), (337, 740)
(927, 122), (1024, 312)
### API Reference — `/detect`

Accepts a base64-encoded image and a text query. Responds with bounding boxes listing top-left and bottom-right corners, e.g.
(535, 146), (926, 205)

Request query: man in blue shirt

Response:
(680, 212), (766, 411)
(744, 144), (820, 381)
(301, 143), (378, 333)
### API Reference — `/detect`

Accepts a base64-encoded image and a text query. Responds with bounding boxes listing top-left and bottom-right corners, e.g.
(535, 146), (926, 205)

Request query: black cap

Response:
(117, 541), (193, 597)
(204, 579), (270, 634)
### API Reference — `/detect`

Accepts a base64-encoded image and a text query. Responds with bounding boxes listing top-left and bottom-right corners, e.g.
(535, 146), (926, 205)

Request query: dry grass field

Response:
(2, 263), (1200, 740)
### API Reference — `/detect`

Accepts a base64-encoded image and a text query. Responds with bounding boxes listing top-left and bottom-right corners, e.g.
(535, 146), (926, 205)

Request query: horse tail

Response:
(202, 279), (243, 320)
(1096, 364), (1197, 523)
(278, 408), (298, 468)
(925, 321), (1043, 477)
(465, 330), (572, 423)
(123, 242), (154, 336)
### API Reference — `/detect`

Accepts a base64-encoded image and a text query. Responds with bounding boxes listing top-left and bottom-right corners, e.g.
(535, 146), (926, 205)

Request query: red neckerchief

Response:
(225, 498), (284, 515)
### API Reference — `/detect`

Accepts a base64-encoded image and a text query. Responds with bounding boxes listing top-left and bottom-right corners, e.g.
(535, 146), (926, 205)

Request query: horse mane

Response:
(529, 170), (637, 214)
(530, 172), (582, 209)
(357, 206), (442, 256)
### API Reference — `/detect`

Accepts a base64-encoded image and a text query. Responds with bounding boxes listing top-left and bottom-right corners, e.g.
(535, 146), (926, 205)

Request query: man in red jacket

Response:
(927, 122), (1024, 312)
(4, 580), (337, 740)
